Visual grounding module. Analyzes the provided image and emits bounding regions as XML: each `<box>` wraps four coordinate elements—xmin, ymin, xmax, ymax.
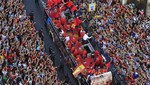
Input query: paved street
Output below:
<box><xmin>22</xmin><ymin>0</ymin><xmax>78</xmax><ymax>85</ymax></box>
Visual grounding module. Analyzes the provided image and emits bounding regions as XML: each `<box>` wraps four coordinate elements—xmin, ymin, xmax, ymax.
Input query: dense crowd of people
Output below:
<box><xmin>75</xmin><ymin>0</ymin><xmax>150</xmax><ymax>84</ymax></box>
<box><xmin>47</xmin><ymin>0</ymin><xmax>150</xmax><ymax>85</ymax></box>
<box><xmin>0</xmin><ymin>0</ymin><xmax>64</xmax><ymax>85</ymax></box>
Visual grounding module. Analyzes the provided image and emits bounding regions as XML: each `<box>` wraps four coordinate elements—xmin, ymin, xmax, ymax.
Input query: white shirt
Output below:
<box><xmin>60</xmin><ymin>30</ymin><xmax>64</xmax><ymax>36</ymax></box>
<box><xmin>22</xmin><ymin>64</ymin><xmax>27</xmax><ymax>69</ymax></box>
<box><xmin>65</xmin><ymin>36</ymin><xmax>70</xmax><ymax>42</ymax></box>
<box><xmin>2</xmin><ymin>35</ymin><xmax>6</xmax><ymax>40</ymax></box>
<box><xmin>19</xmin><ymin>82</ymin><xmax>23</xmax><ymax>85</ymax></box>
<box><xmin>83</xmin><ymin>34</ymin><xmax>92</xmax><ymax>41</ymax></box>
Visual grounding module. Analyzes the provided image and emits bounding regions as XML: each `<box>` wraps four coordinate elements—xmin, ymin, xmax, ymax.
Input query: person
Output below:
<box><xmin>35</xmin><ymin>0</ymin><xmax>38</xmax><ymax>3</ymax></box>
<box><xmin>38</xmin><ymin>28</ymin><xmax>44</xmax><ymax>40</ymax></box>
<box><xmin>29</xmin><ymin>11</ymin><xmax>34</xmax><ymax>22</ymax></box>
<box><xmin>58</xmin><ymin>56</ymin><xmax>64</xmax><ymax>73</ymax></box>
<box><xmin>82</xmin><ymin>33</ymin><xmax>92</xmax><ymax>43</ymax></box>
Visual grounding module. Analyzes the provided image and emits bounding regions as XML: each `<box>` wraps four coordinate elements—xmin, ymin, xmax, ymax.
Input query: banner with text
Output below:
<box><xmin>91</xmin><ymin>71</ymin><xmax>112</xmax><ymax>85</ymax></box>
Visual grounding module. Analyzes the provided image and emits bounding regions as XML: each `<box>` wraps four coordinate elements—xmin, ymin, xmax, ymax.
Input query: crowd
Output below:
<box><xmin>0</xmin><ymin>0</ymin><xmax>64</xmax><ymax>85</ymax></box>
<box><xmin>75</xmin><ymin>0</ymin><xmax>150</xmax><ymax>85</ymax></box>
<box><xmin>47</xmin><ymin>0</ymin><xmax>150</xmax><ymax>85</ymax></box>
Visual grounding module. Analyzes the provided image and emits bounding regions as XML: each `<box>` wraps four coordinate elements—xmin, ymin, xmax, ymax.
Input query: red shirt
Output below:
<box><xmin>60</xmin><ymin>17</ymin><xmax>66</xmax><ymax>25</ymax></box>
<box><xmin>94</xmin><ymin>50</ymin><xmax>99</xmax><ymax>57</ymax></box>
<box><xmin>53</xmin><ymin>0</ymin><xmax>61</xmax><ymax>5</ymax></box>
<box><xmin>66</xmin><ymin>1</ymin><xmax>73</xmax><ymax>8</ymax></box>
<box><xmin>71</xmin><ymin>47</ymin><xmax>76</xmax><ymax>53</ymax></box>
<box><xmin>48</xmin><ymin>0</ymin><xmax>53</xmax><ymax>8</ymax></box>
<box><xmin>75</xmin><ymin>17</ymin><xmax>82</xmax><ymax>26</ymax></box>
<box><xmin>73</xmin><ymin>49</ymin><xmax>79</xmax><ymax>57</ymax></box>
<box><xmin>49</xmin><ymin>10</ymin><xmax>55</xmax><ymax>18</ymax></box>
<box><xmin>76</xmin><ymin>55</ymin><xmax>83</xmax><ymax>63</ymax></box>
<box><xmin>71</xmin><ymin>6</ymin><xmax>77</xmax><ymax>13</ymax></box>
<box><xmin>82</xmin><ymin>50</ymin><xmax>87</xmax><ymax>57</ymax></box>
<box><xmin>95</xmin><ymin>55</ymin><xmax>103</xmax><ymax>65</ymax></box>
<box><xmin>80</xmin><ymin>31</ymin><xmax>85</xmax><ymax>38</ymax></box>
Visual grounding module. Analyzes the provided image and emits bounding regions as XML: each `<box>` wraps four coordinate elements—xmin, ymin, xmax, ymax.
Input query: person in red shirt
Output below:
<box><xmin>60</xmin><ymin>17</ymin><xmax>67</xmax><ymax>25</ymax></box>
<box><xmin>47</xmin><ymin>0</ymin><xmax>54</xmax><ymax>8</ymax></box>
<box><xmin>82</xmin><ymin>50</ymin><xmax>87</xmax><ymax>58</ymax></box>
<box><xmin>66</xmin><ymin>1</ymin><xmax>73</xmax><ymax>8</ymax></box>
<box><xmin>95</xmin><ymin>55</ymin><xmax>103</xmax><ymax>66</ymax></box>
<box><xmin>76</xmin><ymin>55</ymin><xmax>83</xmax><ymax>64</ymax></box>
<box><xmin>94</xmin><ymin>50</ymin><xmax>99</xmax><ymax>57</ymax></box>
<box><xmin>71</xmin><ymin>5</ymin><xmax>77</xmax><ymax>13</ymax></box>
<box><xmin>71</xmin><ymin>46</ymin><xmax>76</xmax><ymax>53</ymax></box>
<box><xmin>73</xmin><ymin>17</ymin><xmax>82</xmax><ymax>27</ymax></box>
<box><xmin>79</xmin><ymin>30</ymin><xmax>85</xmax><ymax>38</ymax></box>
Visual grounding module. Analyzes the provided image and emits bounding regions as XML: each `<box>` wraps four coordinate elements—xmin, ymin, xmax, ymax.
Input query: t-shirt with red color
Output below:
<box><xmin>21</xmin><ymin>41</ymin><xmax>25</xmax><ymax>47</ymax></box>
<box><xmin>71</xmin><ymin>5</ymin><xmax>77</xmax><ymax>13</ymax></box>
<box><xmin>55</xmin><ymin>12</ymin><xmax>61</xmax><ymax>18</ymax></box>
<box><xmin>80</xmin><ymin>31</ymin><xmax>85</xmax><ymax>38</ymax></box>
<box><xmin>77</xmin><ymin>48</ymin><xmax>83</xmax><ymax>55</ymax></box>
<box><xmin>95</xmin><ymin>55</ymin><xmax>103</xmax><ymax>65</ymax></box>
<box><xmin>60</xmin><ymin>17</ymin><xmax>66</xmax><ymax>25</ymax></box>
<box><xmin>66</xmin><ymin>1</ymin><xmax>73</xmax><ymax>8</ymax></box>
<box><xmin>56</xmin><ymin>22</ymin><xmax>62</xmax><ymax>28</ymax></box>
<box><xmin>49</xmin><ymin>10</ymin><xmax>56</xmax><ymax>18</ymax></box>
<box><xmin>82</xmin><ymin>50</ymin><xmax>87</xmax><ymax>57</ymax></box>
<box><xmin>76</xmin><ymin>55</ymin><xmax>83</xmax><ymax>63</ymax></box>
<box><xmin>73</xmin><ymin>49</ymin><xmax>79</xmax><ymax>57</ymax></box>
<box><xmin>53</xmin><ymin>0</ymin><xmax>61</xmax><ymax>5</ymax></box>
<box><xmin>47</xmin><ymin>0</ymin><xmax>53</xmax><ymax>8</ymax></box>
<box><xmin>64</xmin><ymin>24</ymin><xmax>71</xmax><ymax>30</ymax></box>
<box><xmin>71</xmin><ymin>46</ymin><xmax>76</xmax><ymax>53</ymax></box>
<box><xmin>74</xmin><ymin>42</ymin><xmax>82</xmax><ymax>49</ymax></box>
<box><xmin>6</xmin><ymin>54</ymin><xmax>12</xmax><ymax>62</ymax></box>
<box><xmin>9</xmin><ymin>73</ymin><xmax>15</xmax><ymax>79</ymax></box>
<box><xmin>73</xmin><ymin>17</ymin><xmax>81</xmax><ymax>26</ymax></box>
<box><xmin>94</xmin><ymin>50</ymin><xmax>99</xmax><ymax>57</ymax></box>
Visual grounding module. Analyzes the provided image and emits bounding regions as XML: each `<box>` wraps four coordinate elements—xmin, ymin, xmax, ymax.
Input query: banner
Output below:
<box><xmin>94</xmin><ymin>15</ymin><xmax>102</xmax><ymax>19</ymax></box>
<box><xmin>88</xmin><ymin>3</ymin><xmax>96</xmax><ymax>12</ymax></box>
<box><xmin>73</xmin><ymin>64</ymin><xmax>85</xmax><ymax>77</ymax></box>
<box><xmin>91</xmin><ymin>71</ymin><xmax>112</xmax><ymax>85</ymax></box>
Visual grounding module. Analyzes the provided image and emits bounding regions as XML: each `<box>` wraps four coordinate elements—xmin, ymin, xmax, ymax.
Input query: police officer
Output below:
<box><xmin>29</xmin><ymin>11</ymin><xmax>34</xmax><ymax>22</ymax></box>
<box><xmin>58</xmin><ymin>56</ymin><xmax>64</xmax><ymax>73</ymax></box>
<box><xmin>35</xmin><ymin>0</ymin><xmax>38</xmax><ymax>3</ymax></box>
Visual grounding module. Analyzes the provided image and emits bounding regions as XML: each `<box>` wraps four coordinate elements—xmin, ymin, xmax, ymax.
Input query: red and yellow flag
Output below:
<box><xmin>73</xmin><ymin>64</ymin><xmax>85</xmax><ymax>77</ymax></box>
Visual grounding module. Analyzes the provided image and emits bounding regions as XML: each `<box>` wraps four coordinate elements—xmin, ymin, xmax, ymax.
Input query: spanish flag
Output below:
<box><xmin>73</xmin><ymin>64</ymin><xmax>85</xmax><ymax>77</ymax></box>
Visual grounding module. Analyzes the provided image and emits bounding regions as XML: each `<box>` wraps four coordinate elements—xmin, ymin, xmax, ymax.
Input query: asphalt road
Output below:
<box><xmin>22</xmin><ymin>0</ymin><xmax>78</xmax><ymax>85</ymax></box>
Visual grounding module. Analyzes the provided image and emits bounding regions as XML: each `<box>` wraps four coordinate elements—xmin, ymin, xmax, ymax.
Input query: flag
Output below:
<box><xmin>88</xmin><ymin>3</ymin><xmax>96</xmax><ymax>12</ymax></box>
<box><xmin>106</xmin><ymin>61</ymin><xmax>111</xmax><ymax>68</ymax></box>
<box><xmin>47</xmin><ymin>17</ymin><xmax>51</xmax><ymax>24</ymax></box>
<box><xmin>73</xmin><ymin>64</ymin><xmax>85</xmax><ymax>77</ymax></box>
